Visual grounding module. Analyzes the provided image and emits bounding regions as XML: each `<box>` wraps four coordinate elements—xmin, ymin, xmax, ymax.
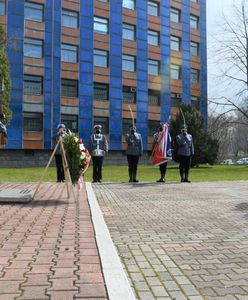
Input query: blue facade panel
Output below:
<box><xmin>109</xmin><ymin>0</ymin><xmax>122</xmax><ymax>150</ymax></box>
<box><xmin>181</xmin><ymin>0</ymin><xmax>191</xmax><ymax>103</ymax></box>
<box><xmin>136</xmin><ymin>0</ymin><xmax>148</xmax><ymax>150</ymax></box>
<box><xmin>79</xmin><ymin>1</ymin><xmax>94</xmax><ymax>146</ymax></box>
<box><xmin>6</xmin><ymin>0</ymin><xmax>24</xmax><ymax>149</ymax></box>
<box><xmin>160</xmin><ymin>0</ymin><xmax>171</xmax><ymax>123</ymax></box>
<box><xmin>200</xmin><ymin>0</ymin><xmax>208</xmax><ymax>125</ymax></box>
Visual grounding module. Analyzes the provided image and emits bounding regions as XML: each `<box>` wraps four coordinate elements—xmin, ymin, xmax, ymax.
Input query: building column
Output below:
<box><xmin>109</xmin><ymin>0</ymin><xmax>122</xmax><ymax>150</ymax></box>
<box><xmin>136</xmin><ymin>0</ymin><xmax>148</xmax><ymax>150</ymax></box>
<box><xmin>6</xmin><ymin>0</ymin><xmax>24</xmax><ymax>148</ymax></box>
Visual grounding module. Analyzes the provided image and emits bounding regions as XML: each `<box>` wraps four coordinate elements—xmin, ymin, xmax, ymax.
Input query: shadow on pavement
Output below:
<box><xmin>235</xmin><ymin>202</ymin><xmax>248</xmax><ymax>219</ymax></box>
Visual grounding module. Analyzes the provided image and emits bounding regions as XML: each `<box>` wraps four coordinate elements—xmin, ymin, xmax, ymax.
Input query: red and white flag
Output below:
<box><xmin>151</xmin><ymin>123</ymin><xmax>172</xmax><ymax>166</ymax></box>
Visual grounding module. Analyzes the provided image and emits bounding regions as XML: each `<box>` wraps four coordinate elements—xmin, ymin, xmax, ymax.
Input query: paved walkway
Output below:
<box><xmin>0</xmin><ymin>182</ymin><xmax>108</xmax><ymax>300</ymax></box>
<box><xmin>93</xmin><ymin>181</ymin><xmax>248</xmax><ymax>300</ymax></box>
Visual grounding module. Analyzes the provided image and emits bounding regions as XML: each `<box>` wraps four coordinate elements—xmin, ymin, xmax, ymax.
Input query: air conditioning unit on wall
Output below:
<box><xmin>130</xmin><ymin>87</ymin><xmax>136</xmax><ymax>92</ymax></box>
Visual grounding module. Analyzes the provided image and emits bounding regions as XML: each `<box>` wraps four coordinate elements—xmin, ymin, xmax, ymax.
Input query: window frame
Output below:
<box><xmin>148</xmin><ymin>89</ymin><xmax>160</xmax><ymax>106</ymax></box>
<box><xmin>170</xmin><ymin>64</ymin><xmax>182</xmax><ymax>80</ymax></box>
<box><xmin>93</xmin><ymin>116</ymin><xmax>109</xmax><ymax>134</ymax></box>
<box><xmin>24</xmin><ymin>75</ymin><xmax>43</xmax><ymax>96</ymax></box>
<box><xmin>23</xmin><ymin>112</ymin><xmax>43</xmax><ymax>132</ymax></box>
<box><xmin>171</xmin><ymin>35</ymin><xmax>181</xmax><ymax>52</ymax></box>
<box><xmin>122</xmin><ymin>0</ymin><xmax>135</xmax><ymax>10</ymax></box>
<box><xmin>62</xmin><ymin>9</ymin><xmax>79</xmax><ymax>29</ymax></box>
<box><xmin>148</xmin><ymin>1</ymin><xmax>159</xmax><ymax>17</ymax></box>
<box><xmin>190</xmin><ymin>41</ymin><xmax>200</xmax><ymax>56</ymax></box>
<box><xmin>61</xmin><ymin>78</ymin><xmax>78</xmax><ymax>98</ymax></box>
<box><xmin>94</xmin><ymin>82</ymin><xmax>109</xmax><ymax>101</ymax></box>
<box><xmin>0</xmin><ymin>0</ymin><xmax>6</xmax><ymax>16</ymax></box>
<box><xmin>122</xmin><ymin>86</ymin><xmax>136</xmax><ymax>104</ymax></box>
<box><xmin>148</xmin><ymin>59</ymin><xmax>160</xmax><ymax>76</ymax></box>
<box><xmin>190</xmin><ymin>68</ymin><xmax>200</xmax><ymax>83</ymax></box>
<box><xmin>148</xmin><ymin>29</ymin><xmax>160</xmax><ymax>46</ymax></box>
<box><xmin>122</xmin><ymin>54</ymin><xmax>136</xmax><ymax>72</ymax></box>
<box><xmin>61</xmin><ymin>114</ymin><xmax>78</xmax><ymax>132</ymax></box>
<box><xmin>24</xmin><ymin>1</ymin><xmax>44</xmax><ymax>22</ymax></box>
<box><xmin>122</xmin><ymin>23</ymin><xmax>136</xmax><ymax>41</ymax></box>
<box><xmin>61</xmin><ymin>43</ymin><xmax>78</xmax><ymax>63</ymax></box>
<box><xmin>94</xmin><ymin>49</ymin><xmax>108</xmax><ymax>68</ymax></box>
<box><xmin>94</xmin><ymin>16</ymin><xmax>109</xmax><ymax>35</ymax></box>
<box><xmin>170</xmin><ymin>7</ymin><xmax>181</xmax><ymax>23</ymax></box>
<box><xmin>190</xmin><ymin>14</ymin><xmax>199</xmax><ymax>29</ymax></box>
<box><xmin>24</xmin><ymin>38</ymin><xmax>43</xmax><ymax>58</ymax></box>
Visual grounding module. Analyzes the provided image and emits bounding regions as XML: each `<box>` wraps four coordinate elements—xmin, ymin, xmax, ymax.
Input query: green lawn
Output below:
<box><xmin>0</xmin><ymin>165</ymin><xmax>247</xmax><ymax>183</ymax></box>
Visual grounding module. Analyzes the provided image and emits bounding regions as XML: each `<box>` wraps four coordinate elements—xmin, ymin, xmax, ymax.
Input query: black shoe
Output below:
<box><xmin>184</xmin><ymin>179</ymin><xmax>191</xmax><ymax>183</ymax></box>
<box><xmin>92</xmin><ymin>180</ymin><xmax>97</xmax><ymax>183</ymax></box>
<box><xmin>133</xmin><ymin>179</ymin><xmax>139</xmax><ymax>183</ymax></box>
<box><xmin>129</xmin><ymin>179</ymin><xmax>132</xmax><ymax>183</ymax></box>
<box><xmin>98</xmin><ymin>180</ymin><xmax>102</xmax><ymax>183</ymax></box>
<box><xmin>157</xmin><ymin>178</ymin><xmax>165</xmax><ymax>183</ymax></box>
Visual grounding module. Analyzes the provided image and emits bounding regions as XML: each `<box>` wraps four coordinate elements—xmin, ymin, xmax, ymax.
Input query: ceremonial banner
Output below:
<box><xmin>151</xmin><ymin>123</ymin><xmax>172</xmax><ymax>166</ymax></box>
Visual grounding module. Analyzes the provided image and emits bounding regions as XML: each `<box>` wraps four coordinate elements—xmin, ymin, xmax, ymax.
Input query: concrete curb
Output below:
<box><xmin>86</xmin><ymin>182</ymin><xmax>136</xmax><ymax>300</ymax></box>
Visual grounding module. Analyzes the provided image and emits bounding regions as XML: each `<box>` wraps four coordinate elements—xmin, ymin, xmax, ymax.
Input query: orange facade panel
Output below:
<box><xmin>94</xmin><ymin>40</ymin><xmax>109</xmax><ymax>51</ymax></box>
<box><xmin>190</xmin><ymin>5</ymin><xmax>200</xmax><ymax>17</ymax></box>
<box><xmin>94</xmin><ymin>8</ymin><xmax>109</xmax><ymax>18</ymax></box>
<box><xmin>25</xmin><ymin>20</ymin><xmax>44</xmax><ymax>31</ymax></box>
<box><xmin>122</xmin><ymin>78</ymin><xmax>137</xmax><ymax>87</ymax></box>
<box><xmin>24</xmin><ymin>57</ymin><xmax>44</xmax><ymax>67</ymax></box>
<box><xmin>94</xmin><ymin>67</ymin><xmax>110</xmax><ymax>77</ymax></box>
<box><xmin>191</xmin><ymin>89</ymin><xmax>201</xmax><ymax>97</ymax></box>
<box><xmin>148</xmin><ymin>106</ymin><xmax>161</xmax><ymax>114</ymax></box>
<box><xmin>171</xmin><ymin>28</ymin><xmax>182</xmax><ymax>37</ymax></box>
<box><xmin>24</xmin><ymin>65</ymin><xmax>44</xmax><ymax>76</ymax></box>
<box><xmin>171</xmin><ymin>22</ymin><xmax>181</xmax><ymax>32</ymax></box>
<box><xmin>94</xmin><ymin>74</ymin><xmax>109</xmax><ymax>83</ymax></box>
<box><xmin>93</xmin><ymin>101</ymin><xmax>109</xmax><ymax>109</ymax></box>
<box><xmin>123</xmin><ymin>46</ymin><xmax>137</xmax><ymax>56</ymax></box>
<box><xmin>191</xmin><ymin>83</ymin><xmax>200</xmax><ymax>91</ymax></box>
<box><xmin>148</xmin><ymin>51</ymin><xmax>160</xmax><ymax>61</ymax></box>
<box><xmin>25</xmin><ymin>29</ymin><xmax>44</xmax><ymax>40</ymax></box>
<box><xmin>24</xmin><ymin>95</ymin><xmax>43</xmax><ymax>104</ymax></box>
<box><xmin>61</xmin><ymin>70</ymin><xmax>78</xmax><ymax>80</ymax></box>
<box><xmin>94</xmin><ymin>33</ymin><xmax>109</xmax><ymax>44</ymax></box>
<box><xmin>171</xmin><ymin>0</ymin><xmax>181</xmax><ymax>9</ymax></box>
<box><xmin>148</xmin><ymin>113</ymin><xmax>160</xmax><ymax>121</ymax></box>
<box><xmin>62</xmin><ymin>0</ymin><xmax>80</xmax><ymax>12</ymax></box>
<box><xmin>171</xmin><ymin>50</ymin><xmax>182</xmax><ymax>60</ymax></box>
<box><xmin>61</xmin><ymin>98</ymin><xmax>78</xmax><ymax>107</ymax></box>
<box><xmin>123</xmin><ymin>14</ymin><xmax>136</xmax><ymax>25</ymax></box>
<box><xmin>93</xmin><ymin>108</ymin><xmax>109</xmax><ymax>117</ymax></box>
<box><xmin>61</xmin><ymin>35</ymin><xmax>79</xmax><ymax>45</ymax></box>
<box><xmin>24</xmin><ymin>132</ymin><xmax>42</xmax><ymax>140</ymax></box>
<box><xmin>123</xmin><ymin>39</ymin><xmax>137</xmax><ymax>50</ymax></box>
<box><xmin>123</xmin><ymin>71</ymin><xmax>136</xmax><ymax>81</ymax></box>
<box><xmin>123</xmin><ymin>8</ymin><xmax>136</xmax><ymax>18</ymax></box>
<box><xmin>61</xmin><ymin>27</ymin><xmax>79</xmax><ymax>38</ymax></box>
<box><xmin>61</xmin><ymin>62</ymin><xmax>78</xmax><ymax>72</ymax></box>
<box><xmin>30</xmin><ymin>0</ymin><xmax>45</xmax><ymax>4</ymax></box>
<box><xmin>191</xmin><ymin>61</ymin><xmax>200</xmax><ymax>69</ymax></box>
<box><xmin>23</xmin><ymin>140</ymin><xmax>43</xmax><ymax>149</ymax></box>
<box><xmin>148</xmin><ymin>82</ymin><xmax>161</xmax><ymax>91</ymax></box>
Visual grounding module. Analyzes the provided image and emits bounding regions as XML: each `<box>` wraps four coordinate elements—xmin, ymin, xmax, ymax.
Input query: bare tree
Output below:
<box><xmin>209</xmin><ymin>0</ymin><xmax>248</xmax><ymax>122</ymax></box>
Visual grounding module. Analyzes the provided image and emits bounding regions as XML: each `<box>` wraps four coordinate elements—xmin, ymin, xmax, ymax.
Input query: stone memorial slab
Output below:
<box><xmin>0</xmin><ymin>189</ymin><xmax>34</xmax><ymax>203</ymax></box>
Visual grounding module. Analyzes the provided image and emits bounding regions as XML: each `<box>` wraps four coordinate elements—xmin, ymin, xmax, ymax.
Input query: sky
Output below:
<box><xmin>206</xmin><ymin>0</ymin><xmax>234</xmax><ymax>99</ymax></box>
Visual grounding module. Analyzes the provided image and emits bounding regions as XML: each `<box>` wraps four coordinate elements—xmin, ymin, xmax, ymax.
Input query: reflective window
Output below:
<box><xmin>148</xmin><ymin>30</ymin><xmax>159</xmax><ymax>46</ymax></box>
<box><xmin>170</xmin><ymin>7</ymin><xmax>180</xmax><ymax>23</ymax></box>
<box><xmin>148</xmin><ymin>90</ymin><xmax>160</xmax><ymax>106</ymax></box>
<box><xmin>62</xmin><ymin>10</ymin><xmax>78</xmax><ymax>28</ymax></box>
<box><xmin>94</xmin><ymin>83</ymin><xmax>109</xmax><ymax>101</ymax></box>
<box><xmin>171</xmin><ymin>64</ymin><xmax>181</xmax><ymax>80</ymax></box>
<box><xmin>24</xmin><ymin>38</ymin><xmax>43</xmax><ymax>58</ymax></box>
<box><xmin>171</xmin><ymin>36</ymin><xmax>181</xmax><ymax>51</ymax></box>
<box><xmin>191</xmin><ymin>96</ymin><xmax>200</xmax><ymax>110</ymax></box>
<box><xmin>190</xmin><ymin>15</ymin><xmax>199</xmax><ymax>29</ymax></box>
<box><xmin>61</xmin><ymin>44</ymin><xmax>78</xmax><ymax>63</ymax></box>
<box><xmin>122</xmin><ymin>55</ymin><xmax>136</xmax><ymax>72</ymax></box>
<box><xmin>24</xmin><ymin>75</ymin><xmax>43</xmax><ymax>95</ymax></box>
<box><xmin>61</xmin><ymin>79</ymin><xmax>78</xmax><ymax>98</ymax></box>
<box><xmin>171</xmin><ymin>93</ymin><xmax>182</xmax><ymax>107</ymax></box>
<box><xmin>25</xmin><ymin>1</ymin><xmax>43</xmax><ymax>22</ymax></box>
<box><xmin>94</xmin><ymin>16</ymin><xmax>108</xmax><ymax>34</ymax></box>
<box><xmin>24</xmin><ymin>112</ymin><xmax>43</xmax><ymax>132</ymax></box>
<box><xmin>190</xmin><ymin>41</ymin><xmax>199</xmax><ymax>56</ymax></box>
<box><xmin>123</xmin><ymin>23</ymin><xmax>135</xmax><ymax>40</ymax></box>
<box><xmin>61</xmin><ymin>114</ymin><xmax>78</xmax><ymax>132</ymax></box>
<box><xmin>123</xmin><ymin>0</ymin><xmax>135</xmax><ymax>10</ymax></box>
<box><xmin>123</xmin><ymin>86</ymin><xmax>136</xmax><ymax>103</ymax></box>
<box><xmin>94</xmin><ymin>49</ymin><xmax>108</xmax><ymax>67</ymax></box>
<box><xmin>148</xmin><ymin>59</ymin><xmax>159</xmax><ymax>76</ymax></box>
<box><xmin>0</xmin><ymin>0</ymin><xmax>6</xmax><ymax>16</ymax></box>
<box><xmin>148</xmin><ymin>1</ymin><xmax>159</xmax><ymax>17</ymax></box>
<box><xmin>191</xmin><ymin>68</ymin><xmax>200</xmax><ymax>83</ymax></box>
<box><xmin>122</xmin><ymin>118</ymin><xmax>136</xmax><ymax>133</ymax></box>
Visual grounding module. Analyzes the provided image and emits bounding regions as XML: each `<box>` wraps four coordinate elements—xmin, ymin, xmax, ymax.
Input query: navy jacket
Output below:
<box><xmin>125</xmin><ymin>132</ymin><xmax>143</xmax><ymax>156</ymax></box>
<box><xmin>176</xmin><ymin>133</ymin><xmax>194</xmax><ymax>156</ymax></box>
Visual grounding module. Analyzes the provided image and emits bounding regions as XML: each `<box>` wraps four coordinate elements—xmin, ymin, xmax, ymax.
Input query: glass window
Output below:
<box><xmin>62</xmin><ymin>9</ymin><xmax>78</xmax><ymax>28</ymax></box>
<box><xmin>171</xmin><ymin>36</ymin><xmax>181</xmax><ymax>51</ymax></box>
<box><xmin>171</xmin><ymin>64</ymin><xmax>181</xmax><ymax>80</ymax></box>
<box><xmin>0</xmin><ymin>0</ymin><xmax>6</xmax><ymax>16</ymax></box>
<box><xmin>61</xmin><ymin>79</ymin><xmax>78</xmax><ymax>98</ymax></box>
<box><xmin>123</xmin><ymin>0</ymin><xmax>135</xmax><ymax>10</ymax></box>
<box><xmin>24</xmin><ymin>38</ymin><xmax>43</xmax><ymax>58</ymax></box>
<box><xmin>94</xmin><ymin>16</ymin><xmax>108</xmax><ymax>34</ymax></box>
<box><xmin>122</xmin><ymin>118</ymin><xmax>136</xmax><ymax>133</ymax></box>
<box><xmin>122</xmin><ymin>55</ymin><xmax>135</xmax><ymax>72</ymax></box>
<box><xmin>123</xmin><ymin>23</ymin><xmax>135</xmax><ymax>41</ymax></box>
<box><xmin>190</xmin><ymin>15</ymin><xmax>199</xmax><ymax>29</ymax></box>
<box><xmin>99</xmin><ymin>0</ymin><xmax>108</xmax><ymax>2</ymax></box>
<box><xmin>61</xmin><ymin>44</ymin><xmax>78</xmax><ymax>63</ymax></box>
<box><xmin>170</xmin><ymin>8</ymin><xmax>180</xmax><ymax>23</ymax></box>
<box><xmin>123</xmin><ymin>86</ymin><xmax>136</xmax><ymax>103</ymax></box>
<box><xmin>148</xmin><ymin>59</ymin><xmax>159</xmax><ymax>76</ymax></box>
<box><xmin>171</xmin><ymin>93</ymin><xmax>182</xmax><ymax>107</ymax></box>
<box><xmin>94</xmin><ymin>117</ymin><xmax>109</xmax><ymax>134</ymax></box>
<box><xmin>94</xmin><ymin>49</ymin><xmax>108</xmax><ymax>68</ymax></box>
<box><xmin>61</xmin><ymin>114</ymin><xmax>78</xmax><ymax>132</ymax></box>
<box><xmin>148</xmin><ymin>30</ymin><xmax>159</xmax><ymax>46</ymax></box>
<box><xmin>191</xmin><ymin>96</ymin><xmax>200</xmax><ymax>110</ymax></box>
<box><xmin>148</xmin><ymin>120</ymin><xmax>160</xmax><ymax>136</ymax></box>
<box><xmin>148</xmin><ymin>1</ymin><xmax>159</xmax><ymax>17</ymax></box>
<box><xmin>190</xmin><ymin>41</ymin><xmax>199</xmax><ymax>56</ymax></box>
<box><xmin>94</xmin><ymin>83</ymin><xmax>109</xmax><ymax>101</ymax></box>
<box><xmin>191</xmin><ymin>0</ymin><xmax>198</xmax><ymax>3</ymax></box>
<box><xmin>24</xmin><ymin>75</ymin><xmax>43</xmax><ymax>95</ymax></box>
<box><xmin>25</xmin><ymin>1</ymin><xmax>43</xmax><ymax>22</ymax></box>
<box><xmin>191</xmin><ymin>68</ymin><xmax>200</xmax><ymax>83</ymax></box>
<box><xmin>148</xmin><ymin>90</ymin><xmax>160</xmax><ymax>106</ymax></box>
<box><xmin>24</xmin><ymin>112</ymin><xmax>43</xmax><ymax>132</ymax></box>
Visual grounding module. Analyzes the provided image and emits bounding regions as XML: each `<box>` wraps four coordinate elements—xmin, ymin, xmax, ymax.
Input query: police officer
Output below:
<box><xmin>89</xmin><ymin>124</ymin><xmax>108</xmax><ymax>183</ymax></box>
<box><xmin>176</xmin><ymin>124</ymin><xmax>194</xmax><ymax>182</ymax></box>
<box><xmin>153</xmin><ymin>124</ymin><xmax>168</xmax><ymax>183</ymax></box>
<box><xmin>0</xmin><ymin>113</ymin><xmax>7</xmax><ymax>147</ymax></box>
<box><xmin>125</xmin><ymin>125</ymin><xmax>143</xmax><ymax>183</ymax></box>
<box><xmin>53</xmin><ymin>123</ymin><xmax>67</xmax><ymax>182</ymax></box>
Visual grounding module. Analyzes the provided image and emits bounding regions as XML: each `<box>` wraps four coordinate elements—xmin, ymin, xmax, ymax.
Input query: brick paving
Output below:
<box><xmin>0</xmin><ymin>182</ymin><xmax>108</xmax><ymax>300</ymax></box>
<box><xmin>93</xmin><ymin>181</ymin><xmax>248</xmax><ymax>300</ymax></box>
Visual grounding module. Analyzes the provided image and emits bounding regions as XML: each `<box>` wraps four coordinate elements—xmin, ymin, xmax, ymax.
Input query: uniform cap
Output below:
<box><xmin>0</xmin><ymin>113</ymin><xmax>6</xmax><ymax>120</ymax></box>
<box><xmin>180</xmin><ymin>124</ymin><xmax>188</xmax><ymax>129</ymax></box>
<box><xmin>94</xmin><ymin>124</ymin><xmax>102</xmax><ymax>130</ymax></box>
<box><xmin>57</xmin><ymin>123</ymin><xmax>66</xmax><ymax>130</ymax></box>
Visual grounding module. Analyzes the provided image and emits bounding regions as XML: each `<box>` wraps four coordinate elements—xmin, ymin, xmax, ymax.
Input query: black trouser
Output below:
<box><xmin>127</xmin><ymin>155</ymin><xmax>139</xmax><ymax>181</ymax></box>
<box><xmin>159</xmin><ymin>162</ymin><xmax>167</xmax><ymax>179</ymax></box>
<box><xmin>55</xmin><ymin>154</ymin><xmax>65</xmax><ymax>182</ymax></box>
<box><xmin>92</xmin><ymin>156</ymin><xmax>104</xmax><ymax>182</ymax></box>
<box><xmin>179</xmin><ymin>155</ymin><xmax>191</xmax><ymax>180</ymax></box>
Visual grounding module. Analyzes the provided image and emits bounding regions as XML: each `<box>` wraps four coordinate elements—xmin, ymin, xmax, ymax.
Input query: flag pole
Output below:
<box><xmin>128</xmin><ymin>104</ymin><xmax>135</xmax><ymax>128</ymax></box>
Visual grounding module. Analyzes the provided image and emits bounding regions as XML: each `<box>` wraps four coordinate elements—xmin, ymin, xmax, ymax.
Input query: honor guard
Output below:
<box><xmin>53</xmin><ymin>123</ymin><xmax>67</xmax><ymax>182</ymax></box>
<box><xmin>89</xmin><ymin>124</ymin><xmax>108</xmax><ymax>183</ymax></box>
<box><xmin>176</xmin><ymin>124</ymin><xmax>194</xmax><ymax>183</ymax></box>
<box><xmin>125</xmin><ymin>125</ymin><xmax>143</xmax><ymax>183</ymax></box>
<box><xmin>0</xmin><ymin>113</ymin><xmax>7</xmax><ymax>146</ymax></box>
